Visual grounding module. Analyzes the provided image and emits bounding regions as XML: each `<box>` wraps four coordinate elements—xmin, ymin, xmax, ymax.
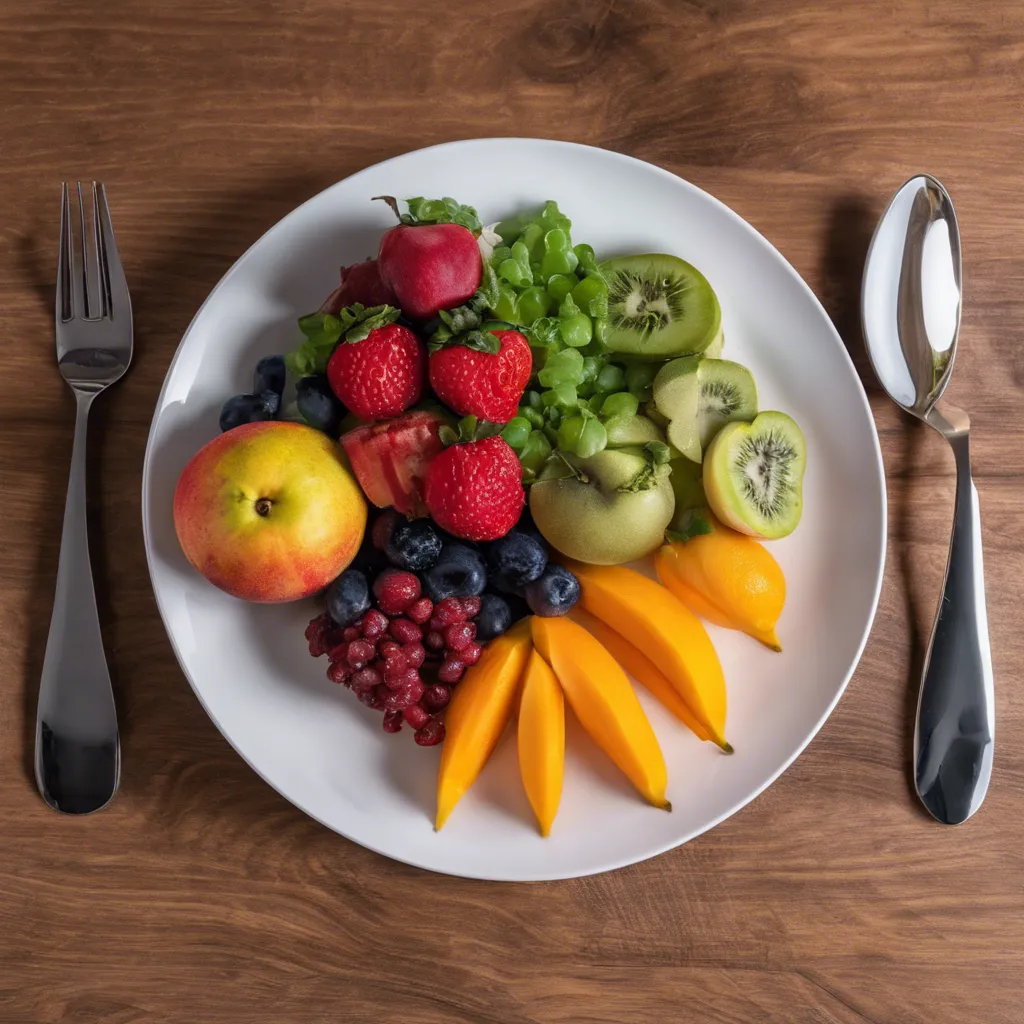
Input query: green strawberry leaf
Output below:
<box><xmin>666</xmin><ymin>509</ymin><xmax>714</xmax><ymax>543</ymax></box>
<box><xmin>284</xmin><ymin>305</ymin><xmax>400</xmax><ymax>376</ymax></box>
<box><xmin>427</xmin><ymin>267</ymin><xmax>504</xmax><ymax>353</ymax></box>
<box><xmin>523</xmin><ymin>317</ymin><xmax>561</xmax><ymax>349</ymax></box>
<box><xmin>401</xmin><ymin>196</ymin><xmax>482</xmax><ymax>233</ymax></box>
<box><xmin>337</xmin><ymin>303</ymin><xmax>401</xmax><ymax>343</ymax></box>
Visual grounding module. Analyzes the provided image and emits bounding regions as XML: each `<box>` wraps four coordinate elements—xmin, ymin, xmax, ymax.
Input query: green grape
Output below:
<box><xmin>492</xmin><ymin>287</ymin><xmax>518</xmax><ymax>323</ymax></box>
<box><xmin>544</xmin><ymin>228</ymin><xmax>571</xmax><ymax>253</ymax></box>
<box><xmin>546</xmin><ymin>274</ymin><xmax>576</xmax><ymax>303</ymax></box>
<box><xmin>571</xmin><ymin>275</ymin><xmax>608</xmax><ymax>318</ymax></box>
<box><xmin>490</xmin><ymin>244</ymin><xmax>512</xmax><ymax>265</ymax></box>
<box><xmin>580</xmin><ymin>356</ymin><xmax>602</xmax><ymax>387</ymax></box>
<box><xmin>559</xmin><ymin>314</ymin><xmax>593</xmax><ymax>348</ymax></box>
<box><xmin>541</xmin><ymin>248</ymin><xmax>579</xmax><ymax>279</ymax></box>
<box><xmin>523</xmin><ymin>406</ymin><xmax>545</xmax><ymax>428</ymax></box>
<box><xmin>501</xmin><ymin>416</ymin><xmax>532</xmax><ymax>449</ymax></box>
<box><xmin>576</xmin><ymin>416</ymin><xmax>608</xmax><ymax>458</ymax></box>
<box><xmin>600</xmin><ymin>391</ymin><xmax>639</xmax><ymax>421</ymax></box>
<box><xmin>543</xmin><ymin>424</ymin><xmax>560</xmax><ymax>446</ymax></box>
<box><xmin>521</xmin><ymin>223</ymin><xmax>545</xmax><ymax>260</ymax></box>
<box><xmin>541</xmin><ymin>383</ymin><xmax>578</xmax><ymax>409</ymax></box>
<box><xmin>498</xmin><ymin>257</ymin><xmax>530</xmax><ymax>288</ymax></box>
<box><xmin>557</xmin><ymin>415</ymin><xmax>585</xmax><ymax>453</ymax></box>
<box><xmin>517</xmin><ymin>286</ymin><xmax>552</xmax><ymax>325</ymax></box>
<box><xmin>540</xmin><ymin>201</ymin><xmax>572</xmax><ymax>233</ymax></box>
<box><xmin>525</xmin><ymin>389</ymin><xmax>544</xmax><ymax>410</ymax></box>
<box><xmin>574</xmin><ymin>243</ymin><xmax>598</xmax><ymax>273</ymax></box>
<box><xmin>538</xmin><ymin>348</ymin><xmax>584</xmax><ymax>387</ymax></box>
<box><xmin>546</xmin><ymin>405</ymin><xmax>563</xmax><ymax>426</ymax></box>
<box><xmin>625</xmin><ymin>362</ymin><xmax>658</xmax><ymax>400</ymax></box>
<box><xmin>587</xmin><ymin>394</ymin><xmax>606</xmax><ymax>413</ymax></box>
<box><xmin>520</xmin><ymin>430</ymin><xmax>552</xmax><ymax>477</ymax></box>
<box><xmin>596</xmin><ymin>363</ymin><xmax>626</xmax><ymax>393</ymax></box>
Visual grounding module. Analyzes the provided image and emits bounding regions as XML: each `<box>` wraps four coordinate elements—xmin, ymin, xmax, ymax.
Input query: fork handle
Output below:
<box><xmin>35</xmin><ymin>392</ymin><xmax>120</xmax><ymax>813</ymax></box>
<box><xmin>914</xmin><ymin>427</ymin><xmax>994</xmax><ymax>824</ymax></box>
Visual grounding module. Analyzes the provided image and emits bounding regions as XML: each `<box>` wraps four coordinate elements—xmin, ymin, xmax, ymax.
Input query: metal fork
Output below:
<box><xmin>35</xmin><ymin>183</ymin><xmax>132</xmax><ymax>813</ymax></box>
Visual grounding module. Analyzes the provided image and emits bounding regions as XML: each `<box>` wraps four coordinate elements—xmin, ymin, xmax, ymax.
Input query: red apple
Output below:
<box><xmin>173</xmin><ymin>421</ymin><xmax>367</xmax><ymax>602</ymax></box>
<box><xmin>319</xmin><ymin>259</ymin><xmax>397</xmax><ymax>315</ymax></box>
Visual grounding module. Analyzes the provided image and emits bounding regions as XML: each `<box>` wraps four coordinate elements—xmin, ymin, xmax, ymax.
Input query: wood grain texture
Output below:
<box><xmin>2</xmin><ymin>1</ymin><xmax>1023</xmax><ymax>1021</ymax></box>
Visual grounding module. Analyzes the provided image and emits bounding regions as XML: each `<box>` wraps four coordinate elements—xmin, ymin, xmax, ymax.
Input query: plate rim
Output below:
<box><xmin>142</xmin><ymin>137</ymin><xmax>888</xmax><ymax>881</ymax></box>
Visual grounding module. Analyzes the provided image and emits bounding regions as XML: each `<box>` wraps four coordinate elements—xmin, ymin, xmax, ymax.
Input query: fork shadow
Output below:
<box><xmin>819</xmin><ymin>194</ymin><xmax>932</xmax><ymax>816</ymax></box>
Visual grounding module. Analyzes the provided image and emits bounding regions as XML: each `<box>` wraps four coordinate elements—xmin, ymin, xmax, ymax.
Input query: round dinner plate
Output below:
<box><xmin>143</xmin><ymin>139</ymin><xmax>886</xmax><ymax>881</ymax></box>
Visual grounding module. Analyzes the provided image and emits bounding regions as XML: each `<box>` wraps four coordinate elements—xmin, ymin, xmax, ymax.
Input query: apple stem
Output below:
<box><xmin>255</xmin><ymin>498</ymin><xmax>273</xmax><ymax>517</ymax></box>
<box><xmin>371</xmin><ymin>195</ymin><xmax>402</xmax><ymax>223</ymax></box>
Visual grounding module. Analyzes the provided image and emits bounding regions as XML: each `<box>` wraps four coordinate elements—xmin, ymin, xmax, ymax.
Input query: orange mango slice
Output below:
<box><xmin>581</xmin><ymin>615</ymin><xmax>711</xmax><ymax>745</ymax></box>
<box><xmin>531</xmin><ymin>616</ymin><xmax>670</xmax><ymax>810</ymax></box>
<box><xmin>517</xmin><ymin>650</ymin><xmax>565</xmax><ymax>836</ymax></box>
<box><xmin>655</xmin><ymin>522</ymin><xmax>785</xmax><ymax>651</ymax></box>
<box><xmin>435</xmin><ymin>620</ymin><xmax>532</xmax><ymax>830</ymax></box>
<box><xmin>565</xmin><ymin>560</ymin><xmax>731</xmax><ymax>752</ymax></box>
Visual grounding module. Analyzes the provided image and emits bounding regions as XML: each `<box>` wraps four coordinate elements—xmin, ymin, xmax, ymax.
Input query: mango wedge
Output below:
<box><xmin>532</xmin><ymin>616</ymin><xmax>670</xmax><ymax>810</ymax></box>
<box><xmin>655</xmin><ymin>527</ymin><xmax>785</xmax><ymax>651</ymax></box>
<box><xmin>517</xmin><ymin>650</ymin><xmax>565</xmax><ymax>836</ymax></box>
<box><xmin>565</xmin><ymin>560</ymin><xmax>731</xmax><ymax>752</ymax></box>
<box><xmin>436</xmin><ymin>620</ymin><xmax>532</xmax><ymax>830</ymax></box>
<box><xmin>581</xmin><ymin>616</ymin><xmax>712</xmax><ymax>745</ymax></box>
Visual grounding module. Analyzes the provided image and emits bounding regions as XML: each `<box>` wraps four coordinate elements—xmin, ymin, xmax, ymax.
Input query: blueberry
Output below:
<box><xmin>325</xmin><ymin>569</ymin><xmax>370</xmax><ymax>626</ymax></box>
<box><xmin>386</xmin><ymin>519</ymin><xmax>442</xmax><ymax>572</ymax></box>
<box><xmin>254</xmin><ymin>355</ymin><xmax>287</xmax><ymax>398</ymax></box>
<box><xmin>486</xmin><ymin>531</ymin><xmax>548</xmax><ymax>593</ymax></box>
<box><xmin>296</xmin><ymin>374</ymin><xmax>346</xmax><ymax>436</ymax></box>
<box><xmin>219</xmin><ymin>391</ymin><xmax>280</xmax><ymax>432</ymax></box>
<box><xmin>524</xmin><ymin>565</ymin><xmax>580</xmax><ymax>617</ymax></box>
<box><xmin>350</xmin><ymin>536</ymin><xmax>388</xmax><ymax>579</ymax></box>
<box><xmin>421</xmin><ymin>542</ymin><xmax>487</xmax><ymax>602</ymax></box>
<box><xmin>474</xmin><ymin>593</ymin><xmax>512</xmax><ymax>642</ymax></box>
<box><xmin>501</xmin><ymin>590</ymin><xmax>532</xmax><ymax>626</ymax></box>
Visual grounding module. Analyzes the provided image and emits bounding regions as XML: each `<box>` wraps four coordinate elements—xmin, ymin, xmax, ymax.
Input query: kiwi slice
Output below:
<box><xmin>704</xmin><ymin>326</ymin><xmax>725</xmax><ymax>358</ymax></box>
<box><xmin>697</xmin><ymin>359</ymin><xmax>758</xmax><ymax>449</ymax></box>
<box><xmin>651</xmin><ymin>356</ymin><xmax>701</xmax><ymax>461</ymax></box>
<box><xmin>703</xmin><ymin>412</ymin><xmax>806</xmax><ymax>539</ymax></box>
<box><xmin>600</xmin><ymin>254</ymin><xmax>721</xmax><ymax>360</ymax></box>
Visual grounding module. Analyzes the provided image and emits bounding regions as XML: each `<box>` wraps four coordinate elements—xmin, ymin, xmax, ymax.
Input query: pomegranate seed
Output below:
<box><xmin>359</xmin><ymin>688</ymin><xmax>386</xmax><ymax>710</ymax></box>
<box><xmin>438</xmin><ymin>658</ymin><xmax>465</xmax><ymax>684</ymax></box>
<box><xmin>382</xmin><ymin>709</ymin><xmax>404</xmax><ymax>733</ymax></box>
<box><xmin>326</xmin><ymin>641</ymin><xmax>350</xmax><ymax>664</ymax></box>
<box><xmin>379</xmin><ymin>639</ymin><xmax>402</xmax><ymax>658</ymax></box>
<box><xmin>444</xmin><ymin>622</ymin><xmax>475</xmax><ymax>652</ymax></box>
<box><xmin>372</xmin><ymin>509</ymin><xmax>401</xmax><ymax>551</ymax></box>
<box><xmin>305</xmin><ymin>613</ymin><xmax>329</xmax><ymax>642</ymax></box>
<box><xmin>425</xmin><ymin>630</ymin><xmax>445</xmax><ymax>651</ymax></box>
<box><xmin>373</xmin><ymin>569</ymin><xmax>421</xmax><ymax>615</ymax></box>
<box><xmin>384</xmin><ymin>686</ymin><xmax>419</xmax><ymax>711</ymax></box>
<box><xmin>406</xmin><ymin>597</ymin><xmax>434</xmax><ymax>624</ymax></box>
<box><xmin>403</xmin><ymin>704</ymin><xmax>431</xmax><ymax>730</ymax></box>
<box><xmin>342</xmin><ymin>626</ymin><xmax>361</xmax><ymax>642</ymax></box>
<box><xmin>402</xmin><ymin>642</ymin><xmax>426</xmax><ymax>669</ymax></box>
<box><xmin>460</xmin><ymin>596</ymin><xmax>482</xmax><ymax>618</ymax></box>
<box><xmin>389</xmin><ymin>617</ymin><xmax>422</xmax><ymax>644</ymax></box>
<box><xmin>461</xmin><ymin>642</ymin><xmax>483</xmax><ymax>666</ymax></box>
<box><xmin>415</xmin><ymin>719</ymin><xmax>446</xmax><ymax>746</ymax></box>
<box><xmin>360</xmin><ymin>608</ymin><xmax>389</xmax><ymax>640</ymax></box>
<box><xmin>327</xmin><ymin>662</ymin><xmax>351</xmax><ymax>685</ymax></box>
<box><xmin>384</xmin><ymin>658</ymin><xmax>410</xmax><ymax>688</ymax></box>
<box><xmin>347</xmin><ymin>639</ymin><xmax>376</xmax><ymax>668</ymax></box>
<box><xmin>431</xmin><ymin>597</ymin><xmax>468</xmax><ymax>628</ymax></box>
<box><xmin>350</xmin><ymin>666</ymin><xmax>383</xmax><ymax>693</ymax></box>
<box><xmin>423</xmin><ymin>684</ymin><xmax>451</xmax><ymax>711</ymax></box>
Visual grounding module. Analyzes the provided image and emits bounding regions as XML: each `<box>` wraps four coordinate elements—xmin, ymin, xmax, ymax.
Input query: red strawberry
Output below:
<box><xmin>429</xmin><ymin>329</ymin><xmax>532</xmax><ymax>424</ymax></box>
<box><xmin>378</xmin><ymin>224</ymin><xmax>482</xmax><ymax>321</ymax></box>
<box><xmin>424</xmin><ymin>435</ymin><xmax>525</xmax><ymax>541</ymax></box>
<box><xmin>327</xmin><ymin>314</ymin><xmax>426</xmax><ymax>421</ymax></box>
<box><xmin>320</xmin><ymin>260</ymin><xmax>397</xmax><ymax>315</ymax></box>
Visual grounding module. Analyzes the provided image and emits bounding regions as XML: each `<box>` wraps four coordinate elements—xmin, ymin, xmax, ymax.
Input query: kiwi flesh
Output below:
<box><xmin>651</xmin><ymin>356</ymin><xmax>701</xmax><ymax>461</ymax></box>
<box><xmin>703</xmin><ymin>411</ymin><xmax>806</xmax><ymax>539</ymax></box>
<box><xmin>600</xmin><ymin>254</ymin><xmax>721</xmax><ymax>360</ymax></box>
<box><xmin>697</xmin><ymin>359</ymin><xmax>758</xmax><ymax>449</ymax></box>
<box><xmin>704</xmin><ymin>326</ymin><xmax>725</xmax><ymax>359</ymax></box>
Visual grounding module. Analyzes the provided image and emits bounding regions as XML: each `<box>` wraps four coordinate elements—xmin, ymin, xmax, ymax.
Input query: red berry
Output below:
<box><xmin>342</xmin><ymin>625</ymin><xmax>361</xmax><ymax>642</ymax></box>
<box><xmin>347</xmin><ymin>639</ymin><xmax>376</xmax><ymax>668</ymax></box>
<box><xmin>431</xmin><ymin>596</ymin><xmax>468</xmax><ymax>629</ymax></box>
<box><xmin>350</xmin><ymin>666</ymin><xmax>383</xmax><ymax>693</ymax></box>
<box><xmin>415</xmin><ymin>719</ymin><xmax>446</xmax><ymax>746</ymax></box>
<box><xmin>359</xmin><ymin>686</ymin><xmax>386</xmax><ymax>710</ymax></box>
<box><xmin>360</xmin><ymin>608</ymin><xmax>389</xmax><ymax>640</ymax></box>
<box><xmin>403</xmin><ymin>704</ymin><xmax>431</xmax><ymax>730</ymax></box>
<box><xmin>438</xmin><ymin>658</ymin><xmax>465</xmax><ymax>684</ymax></box>
<box><xmin>402</xmin><ymin>643</ymin><xmax>426</xmax><ymax>669</ymax></box>
<box><xmin>444</xmin><ymin>622</ymin><xmax>475</xmax><ymax>652</ymax></box>
<box><xmin>379</xmin><ymin>639</ymin><xmax>402</xmax><ymax>658</ymax></box>
<box><xmin>305</xmin><ymin>613</ymin><xmax>328</xmax><ymax>642</ymax></box>
<box><xmin>406</xmin><ymin>597</ymin><xmax>434</xmax><ymax>624</ymax></box>
<box><xmin>326</xmin><ymin>641</ymin><xmax>350</xmax><ymax>664</ymax></box>
<box><xmin>384</xmin><ymin>676</ymin><xmax>424</xmax><ymax>711</ymax></box>
<box><xmin>425</xmin><ymin>630</ymin><xmax>446</xmax><ymax>651</ymax></box>
<box><xmin>327</xmin><ymin>662</ymin><xmax>351</xmax><ymax>685</ymax></box>
<box><xmin>371</xmin><ymin>509</ymin><xmax>401</xmax><ymax>551</ymax></box>
<box><xmin>305</xmin><ymin>613</ymin><xmax>332</xmax><ymax>656</ymax></box>
<box><xmin>373</xmin><ymin>569</ymin><xmax>421</xmax><ymax>615</ymax></box>
<box><xmin>383</xmin><ymin>658</ymin><xmax>410</xmax><ymax>688</ymax></box>
<box><xmin>382</xmin><ymin>710</ymin><xmax>404</xmax><ymax>733</ymax></box>
<box><xmin>460</xmin><ymin>596</ymin><xmax>482</xmax><ymax>618</ymax></box>
<box><xmin>389</xmin><ymin>617</ymin><xmax>422</xmax><ymax>644</ymax></box>
<box><xmin>423</xmin><ymin>684</ymin><xmax>451</xmax><ymax>711</ymax></box>
<box><xmin>461</xmin><ymin>642</ymin><xmax>483</xmax><ymax>666</ymax></box>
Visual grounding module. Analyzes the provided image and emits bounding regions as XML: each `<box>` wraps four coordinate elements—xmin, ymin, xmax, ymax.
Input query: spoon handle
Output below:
<box><xmin>914</xmin><ymin>424</ymin><xmax>994</xmax><ymax>823</ymax></box>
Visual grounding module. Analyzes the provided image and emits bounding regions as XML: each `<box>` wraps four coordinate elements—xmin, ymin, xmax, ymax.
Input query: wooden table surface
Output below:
<box><xmin>3</xmin><ymin>1</ymin><xmax>1023</xmax><ymax>1021</ymax></box>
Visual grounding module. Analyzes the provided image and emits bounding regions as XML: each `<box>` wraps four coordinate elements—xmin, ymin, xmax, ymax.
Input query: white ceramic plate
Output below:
<box><xmin>143</xmin><ymin>139</ymin><xmax>886</xmax><ymax>881</ymax></box>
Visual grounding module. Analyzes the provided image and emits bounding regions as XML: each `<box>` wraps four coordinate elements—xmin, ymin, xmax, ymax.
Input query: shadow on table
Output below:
<box><xmin>819</xmin><ymin>193</ymin><xmax>931</xmax><ymax>817</ymax></box>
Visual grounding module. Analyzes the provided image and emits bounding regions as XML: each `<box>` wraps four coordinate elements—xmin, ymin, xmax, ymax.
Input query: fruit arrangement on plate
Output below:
<box><xmin>172</xmin><ymin>195</ymin><xmax>806</xmax><ymax>837</ymax></box>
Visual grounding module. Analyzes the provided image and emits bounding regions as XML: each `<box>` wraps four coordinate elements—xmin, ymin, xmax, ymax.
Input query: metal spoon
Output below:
<box><xmin>862</xmin><ymin>174</ymin><xmax>994</xmax><ymax>824</ymax></box>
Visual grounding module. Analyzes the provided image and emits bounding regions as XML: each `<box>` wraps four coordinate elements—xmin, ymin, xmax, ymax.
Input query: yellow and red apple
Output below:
<box><xmin>173</xmin><ymin>421</ymin><xmax>367</xmax><ymax>602</ymax></box>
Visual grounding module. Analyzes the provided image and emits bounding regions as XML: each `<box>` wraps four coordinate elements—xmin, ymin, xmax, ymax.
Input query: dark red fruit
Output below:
<box><xmin>415</xmin><ymin>719</ymin><xmax>446</xmax><ymax>746</ymax></box>
<box><xmin>371</xmin><ymin>509</ymin><xmax>401</xmax><ymax>551</ymax></box>
<box><xmin>444</xmin><ymin>622</ymin><xmax>475</xmax><ymax>652</ymax></box>
<box><xmin>403</xmin><ymin>704</ymin><xmax>431</xmax><ymax>730</ymax></box>
<box><xmin>360</xmin><ymin>686</ymin><xmax>387</xmax><ymax>710</ymax></box>
<box><xmin>382</xmin><ymin>710</ymin><xmax>404</xmax><ymax>733</ymax></box>
<box><xmin>406</xmin><ymin>597</ymin><xmax>434</xmax><ymax>625</ymax></box>
<box><xmin>383</xmin><ymin>658</ymin><xmax>410</xmax><ymax>688</ymax></box>
<box><xmin>306</xmin><ymin>613</ymin><xmax>335</xmax><ymax>657</ymax></box>
<box><xmin>461</xmin><ymin>642</ymin><xmax>483</xmax><ymax>666</ymax></box>
<box><xmin>384</xmin><ymin>680</ymin><xmax>423</xmax><ymax>711</ymax></box>
<box><xmin>319</xmin><ymin>259</ymin><xmax>398</xmax><ymax>315</ymax></box>
<box><xmin>389</xmin><ymin>617</ymin><xmax>422</xmax><ymax>644</ymax></box>
<box><xmin>425</xmin><ymin>630</ymin><xmax>445</xmax><ymax>651</ymax></box>
<box><xmin>346</xmin><ymin>639</ymin><xmax>375</xmax><ymax>668</ymax></box>
<box><xmin>327</xmin><ymin>662</ymin><xmax>352</xmax><ymax>685</ymax></box>
<box><xmin>460</xmin><ymin>596</ymin><xmax>482</xmax><ymax>618</ymax></box>
<box><xmin>360</xmin><ymin>608</ymin><xmax>389</xmax><ymax>640</ymax></box>
<box><xmin>438</xmin><ymin>658</ymin><xmax>465</xmax><ymax>684</ymax></box>
<box><xmin>350</xmin><ymin>666</ymin><xmax>383</xmax><ymax>692</ymax></box>
<box><xmin>402</xmin><ymin>643</ymin><xmax>426</xmax><ymax>669</ymax></box>
<box><xmin>326</xmin><ymin>641</ymin><xmax>350</xmax><ymax>664</ymax></box>
<box><xmin>423</xmin><ymin>684</ymin><xmax>451</xmax><ymax>711</ymax></box>
<box><xmin>342</xmin><ymin>626</ymin><xmax>361</xmax><ymax>642</ymax></box>
<box><xmin>373</xmin><ymin>569</ymin><xmax>421</xmax><ymax>615</ymax></box>
<box><xmin>379</xmin><ymin>639</ymin><xmax>402</xmax><ymax>658</ymax></box>
<box><xmin>431</xmin><ymin>596</ymin><xmax>468</xmax><ymax>629</ymax></box>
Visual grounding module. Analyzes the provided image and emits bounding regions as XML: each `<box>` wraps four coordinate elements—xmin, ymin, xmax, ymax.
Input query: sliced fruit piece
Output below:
<box><xmin>531</xmin><ymin>616</ymin><xmax>670</xmax><ymax>809</ymax></box>
<box><xmin>604</xmin><ymin>414</ymin><xmax>665</xmax><ymax>447</ymax></box>
<box><xmin>655</xmin><ymin>520</ymin><xmax>786</xmax><ymax>650</ymax></box>
<box><xmin>517</xmin><ymin>649</ymin><xmax>565</xmax><ymax>836</ymax></box>
<box><xmin>564</xmin><ymin>560</ymin><xmax>731</xmax><ymax>751</ymax></box>
<box><xmin>696</xmin><ymin>359</ymin><xmax>758</xmax><ymax>450</ymax></box>
<box><xmin>704</xmin><ymin>326</ymin><xmax>725</xmax><ymax>359</ymax></box>
<box><xmin>436</xmin><ymin>620</ymin><xmax>533</xmax><ymax>830</ymax></box>
<box><xmin>703</xmin><ymin>411</ymin><xmax>806</xmax><ymax>540</ymax></box>
<box><xmin>601</xmin><ymin>254</ymin><xmax>721</xmax><ymax>360</ymax></box>
<box><xmin>651</xmin><ymin>356</ymin><xmax>701</xmax><ymax>461</ymax></box>
<box><xmin>579</xmin><ymin>614</ymin><xmax>711</xmax><ymax>743</ymax></box>
<box><xmin>340</xmin><ymin>409</ymin><xmax>447</xmax><ymax>517</ymax></box>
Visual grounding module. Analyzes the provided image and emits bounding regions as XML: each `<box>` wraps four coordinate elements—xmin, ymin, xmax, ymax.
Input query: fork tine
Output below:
<box><xmin>91</xmin><ymin>182</ymin><xmax>111</xmax><ymax>319</ymax></box>
<box><xmin>93</xmin><ymin>183</ymin><xmax>129</xmax><ymax>322</ymax></box>
<box><xmin>71</xmin><ymin>182</ymin><xmax>88</xmax><ymax>319</ymax></box>
<box><xmin>56</xmin><ymin>183</ymin><xmax>71</xmax><ymax>322</ymax></box>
